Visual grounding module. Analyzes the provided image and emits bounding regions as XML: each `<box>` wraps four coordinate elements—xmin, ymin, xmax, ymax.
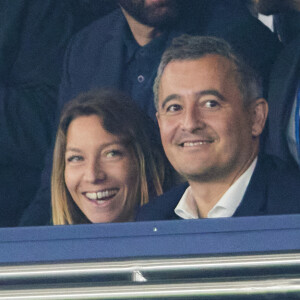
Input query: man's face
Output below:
<box><xmin>156</xmin><ymin>55</ymin><xmax>264</xmax><ymax>183</ymax></box>
<box><xmin>118</xmin><ymin>0</ymin><xmax>180</xmax><ymax>28</ymax></box>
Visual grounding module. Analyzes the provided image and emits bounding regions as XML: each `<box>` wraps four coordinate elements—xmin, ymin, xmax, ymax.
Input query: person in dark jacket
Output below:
<box><xmin>136</xmin><ymin>35</ymin><xmax>300</xmax><ymax>221</ymax></box>
<box><xmin>0</xmin><ymin>0</ymin><xmax>117</xmax><ymax>227</ymax></box>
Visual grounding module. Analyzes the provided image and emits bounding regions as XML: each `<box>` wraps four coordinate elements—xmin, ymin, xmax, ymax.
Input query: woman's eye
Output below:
<box><xmin>106</xmin><ymin>150</ymin><xmax>122</xmax><ymax>158</ymax></box>
<box><xmin>67</xmin><ymin>155</ymin><xmax>84</xmax><ymax>162</ymax></box>
<box><xmin>166</xmin><ymin>104</ymin><xmax>182</xmax><ymax>113</ymax></box>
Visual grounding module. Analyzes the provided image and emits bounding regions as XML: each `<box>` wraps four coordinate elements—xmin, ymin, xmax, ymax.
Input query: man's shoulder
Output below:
<box><xmin>258</xmin><ymin>153</ymin><xmax>300</xmax><ymax>179</ymax></box>
<box><xmin>264</xmin><ymin>154</ymin><xmax>300</xmax><ymax>208</ymax></box>
<box><xmin>136</xmin><ymin>183</ymin><xmax>188</xmax><ymax>221</ymax></box>
<box><xmin>244</xmin><ymin>153</ymin><xmax>300</xmax><ymax>215</ymax></box>
<box><xmin>69</xmin><ymin>8</ymin><xmax>124</xmax><ymax>47</ymax></box>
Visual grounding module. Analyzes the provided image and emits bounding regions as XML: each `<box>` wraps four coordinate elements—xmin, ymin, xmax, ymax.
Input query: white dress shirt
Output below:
<box><xmin>258</xmin><ymin>14</ymin><xmax>274</xmax><ymax>32</ymax></box>
<box><xmin>175</xmin><ymin>158</ymin><xmax>258</xmax><ymax>219</ymax></box>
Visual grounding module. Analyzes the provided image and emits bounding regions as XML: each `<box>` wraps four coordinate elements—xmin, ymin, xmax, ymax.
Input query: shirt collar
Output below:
<box><xmin>123</xmin><ymin>24</ymin><xmax>169</xmax><ymax>63</ymax></box>
<box><xmin>123</xmin><ymin>24</ymin><xmax>139</xmax><ymax>63</ymax></box>
<box><xmin>175</xmin><ymin>157</ymin><xmax>258</xmax><ymax>219</ymax></box>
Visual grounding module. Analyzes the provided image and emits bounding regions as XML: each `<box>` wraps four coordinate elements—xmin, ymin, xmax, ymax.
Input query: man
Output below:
<box><xmin>58</xmin><ymin>0</ymin><xmax>280</xmax><ymax>120</ymax></box>
<box><xmin>137</xmin><ymin>35</ymin><xmax>300</xmax><ymax>221</ymax></box>
<box><xmin>260</xmin><ymin>1</ymin><xmax>300</xmax><ymax>169</ymax></box>
<box><xmin>20</xmin><ymin>0</ymin><xmax>281</xmax><ymax>225</ymax></box>
<box><xmin>265</xmin><ymin>35</ymin><xmax>300</xmax><ymax>170</ymax></box>
<box><xmin>251</xmin><ymin>0</ymin><xmax>300</xmax><ymax>44</ymax></box>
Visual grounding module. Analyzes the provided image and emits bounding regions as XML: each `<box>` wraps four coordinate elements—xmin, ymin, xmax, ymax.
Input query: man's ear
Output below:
<box><xmin>156</xmin><ymin>111</ymin><xmax>161</xmax><ymax>128</ymax></box>
<box><xmin>251</xmin><ymin>98</ymin><xmax>268</xmax><ymax>137</ymax></box>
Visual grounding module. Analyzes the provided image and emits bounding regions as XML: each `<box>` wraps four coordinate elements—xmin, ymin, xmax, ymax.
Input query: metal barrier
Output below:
<box><xmin>0</xmin><ymin>252</ymin><xmax>300</xmax><ymax>299</ymax></box>
<box><xmin>0</xmin><ymin>215</ymin><xmax>300</xmax><ymax>298</ymax></box>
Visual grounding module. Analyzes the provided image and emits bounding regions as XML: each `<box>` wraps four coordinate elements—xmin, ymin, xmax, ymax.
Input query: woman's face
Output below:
<box><xmin>64</xmin><ymin>115</ymin><xmax>137</xmax><ymax>223</ymax></box>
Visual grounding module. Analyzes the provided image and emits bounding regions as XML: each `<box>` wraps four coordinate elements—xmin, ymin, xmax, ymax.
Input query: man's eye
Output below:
<box><xmin>204</xmin><ymin>100</ymin><xmax>219</xmax><ymax>108</ymax></box>
<box><xmin>67</xmin><ymin>155</ymin><xmax>84</xmax><ymax>162</ymax></box>
<box><xmin>166</xmin><ymin>104</ymin><xmax>182</xmax><ymax>112</ymax></box>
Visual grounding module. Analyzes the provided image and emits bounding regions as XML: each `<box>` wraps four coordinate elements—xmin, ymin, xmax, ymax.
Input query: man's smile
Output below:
<box><xmin>179</xmin><ymin>139</ymin><xmax>215</xmax><ymax>147</ymax></box>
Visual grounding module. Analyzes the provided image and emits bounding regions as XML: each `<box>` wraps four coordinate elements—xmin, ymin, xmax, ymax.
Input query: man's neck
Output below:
<box><xmin>189</xmin><ymin>153</ymin><xmax>258</xmax><ymax>218</ymax></box>
<box><xmin>189</xmin><ymin>180</ymin><xmax>232</xmax><ymax>218</ymax></box>
<box><xmin>121</xmin><ymin>8</ymin><xmax>162</xmax><ymax>46</ymax></box>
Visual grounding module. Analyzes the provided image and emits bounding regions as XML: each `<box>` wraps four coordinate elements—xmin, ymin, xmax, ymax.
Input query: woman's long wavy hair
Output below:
<box><xmin>52</xmin><ymin>89</ymin><xmax>165</xmax><ymax>225</ymax></box>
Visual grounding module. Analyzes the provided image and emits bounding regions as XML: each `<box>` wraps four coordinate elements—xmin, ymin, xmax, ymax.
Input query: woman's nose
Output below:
<box><xmin>84</xmin><ymin>160</ymin><xmax>106</xmax><ymax>183</ymax></box>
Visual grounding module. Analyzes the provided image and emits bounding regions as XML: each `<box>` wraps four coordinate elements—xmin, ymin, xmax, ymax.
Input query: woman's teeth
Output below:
<box><xmin>86</xmin><ymin>189</ymin><xmax>118</xmax><ymax>201</ymax></box>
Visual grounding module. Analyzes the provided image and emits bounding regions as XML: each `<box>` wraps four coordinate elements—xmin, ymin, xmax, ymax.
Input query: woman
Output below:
<box><xmin>51</xmin><ymin>89</ymin><xmax>165</xmax><ymax>225</ymax></box>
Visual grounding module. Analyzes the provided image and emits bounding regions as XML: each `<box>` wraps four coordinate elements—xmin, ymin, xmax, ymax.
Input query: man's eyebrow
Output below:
<box><xmin>160</xmin><ymin>89</ymin><xmax>225</xmax><ymax>109</ymax></box>
<box><xmin>195</xmin><ymin>89</ymin><xmax>226</xmax><ymax>101</ymax></box>
<box><xmin>160</xmin><ymin>94</ymin><xmax>181</xmax><ymax>109</ymax></box>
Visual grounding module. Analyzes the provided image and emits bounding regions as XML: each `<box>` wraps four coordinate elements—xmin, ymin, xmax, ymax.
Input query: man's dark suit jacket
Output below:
<box><xmin>136</xmin><ymin>155</ymin><xmax>300</xmax><ymax>221</ymax></box>
<box><xmin>265</xmin><ymin>34</ymin><xmax>300</xmax><ymax>168</ymax></box>
<box><xmin>21</xmin><ymin>0</ymin><xmax>282</xmax><ymax>226</ymax></box>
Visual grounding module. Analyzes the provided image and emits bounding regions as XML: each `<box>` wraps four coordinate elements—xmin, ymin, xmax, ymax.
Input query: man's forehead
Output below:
<box><xmin>165</xmin><ymin>53</ymin><xmax>234</xmax><ymax>70</ymax></box>
<box><xmin>162</xmin><ymin>55</ymin><xmax>236</xmax><ymax>79</ymax></box>
<box><xmin>159</xmin><ymin>55</ymin><xmax>238</xmax><ymax>90</ymax></box>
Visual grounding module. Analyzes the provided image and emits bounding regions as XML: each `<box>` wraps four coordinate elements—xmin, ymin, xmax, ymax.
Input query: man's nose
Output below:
<box><xmin>84</xmin><ymin>159</ymin><xmax>106</xmax><ymax>183</ymax></box>
<box><xmin>181</xmin><ymin>105</ymin><xmax>205</xmax><ymax>132</ymax></box>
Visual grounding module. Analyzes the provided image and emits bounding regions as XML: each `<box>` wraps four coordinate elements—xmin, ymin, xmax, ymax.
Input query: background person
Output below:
<box><xmin>0</xmin><ymin>0</ymin><xmax>117</xmax><ymax>227</ymax></box>
<box><xmin>259</xmin><ymin>0</ymin><xmax>300</xmax><ymax>169</ymax></box>
<box><xmin>58</xmin><ymin>0</ymin><xmax>281</xmax><ymax>120</ymax></box>
<box><xmin>137</xmin><ymin>35</ymin><xmax>300</xmax><ymax>221</ymax></box>
<box><xmin>52</xmin><ymin>89</ymin><xmax>166</xmax><ymax>225</ymax></box>
<box><xmin>250</xmin><ymin>0</ymin><xmax>300</xmax><ymax>43</ymax></box>
<box><xmin>264</xmin><ymin>36</ymin><xmax>300</xmax><ymax>169</ymax></box>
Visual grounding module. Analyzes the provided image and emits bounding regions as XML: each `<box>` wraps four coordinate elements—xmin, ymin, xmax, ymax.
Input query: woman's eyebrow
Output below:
<box><xmin>65</xmin><ymin>147</ymin><xmax>82</xmax><ymax>153</ymax></box>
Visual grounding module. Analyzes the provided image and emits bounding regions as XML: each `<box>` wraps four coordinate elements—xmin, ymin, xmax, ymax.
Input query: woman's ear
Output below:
<box><xmin>251</xmin><ymin>98</ymin><xmax>268</xmax><ymax>137</ymax></box>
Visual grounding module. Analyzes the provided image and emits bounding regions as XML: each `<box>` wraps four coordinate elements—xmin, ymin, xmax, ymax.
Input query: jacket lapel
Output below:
<box><xmin>234</xmin><ymin>156</ymin><xmax>266</xmax><ymax>217</ymax></box>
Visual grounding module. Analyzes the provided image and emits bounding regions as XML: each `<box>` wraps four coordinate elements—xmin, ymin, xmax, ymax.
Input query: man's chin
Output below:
<box><xmin>179</xmin><ymin>167</ymin><xmax>221</xmax><ymax>183</ymax></box>
<box><xmin>144</xmin><ymin>10</ymin><xmax>178</xmax><ymax>27</ymax></box>
<box><xmin>120</xmin><ymin>0</ymin><xmax>179</xmax><ymax>28</ymax></box>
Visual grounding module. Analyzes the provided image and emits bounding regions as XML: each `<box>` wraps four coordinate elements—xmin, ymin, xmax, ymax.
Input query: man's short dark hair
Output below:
<box><xmin>153</xmin><ymin>34</ymin><xmax>263</xmax><ymax>109</ymax></box>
